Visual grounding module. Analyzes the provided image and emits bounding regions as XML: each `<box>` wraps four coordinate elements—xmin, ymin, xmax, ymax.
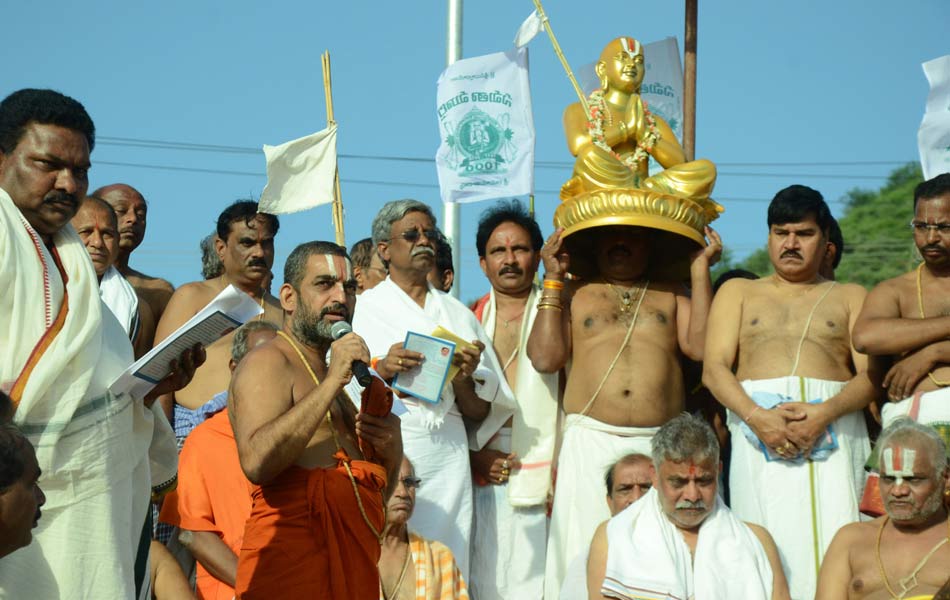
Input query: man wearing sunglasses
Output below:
<box><xmin>353</xmin><ymin>199</ymin><xmax>515</xmax><ymax>581</ymax></box>
<box><xmin>854</xmin><ymin>173</ymin><xmax>950</xmax><ymax>434</ymax></box>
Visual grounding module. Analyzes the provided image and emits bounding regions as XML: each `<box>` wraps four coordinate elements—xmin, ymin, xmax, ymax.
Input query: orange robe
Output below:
<box><xmin>159</xmin><ymin>409</ymin><xmax>251</xmax><ymax>600</ymax></box>
<box><xmin>235</xmin><ymin>452</ymin><xmax>387</xmax><ymax>599</ymax></box>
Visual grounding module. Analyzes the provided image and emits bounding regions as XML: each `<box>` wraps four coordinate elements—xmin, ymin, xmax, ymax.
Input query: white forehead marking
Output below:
<box><xmin>882</xmin><ymin>446</ymin><xmax>916</xmax><ymax>486</ymax></box>
<box><xmin>620</xmin><ymin>37</ymin><xmax>641</xmax><ymax>58</ymax></box>
<box><xmin>325</xmin><ymin>254</ymin><xmax>337</xmax><ymax>277</ymax></box>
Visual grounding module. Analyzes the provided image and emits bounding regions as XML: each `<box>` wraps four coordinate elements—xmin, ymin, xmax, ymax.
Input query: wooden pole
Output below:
<box><xmin>683</xmin><ymin>0</ymin><xmax>697</xmax><ymax>161</ymax></box>
<box><xmin>321</xmin><ymin>51</ymin><xmax>346</xmax><ymax>247</ymax></box>
<box><xmin>531</xmin><ymin>0</ymin><xmax>589</xmax><ymax>113</ymax></box>
<box><xmin>444</xmin><ymin>0</ymin><xmax>463</xmax><ymax>298</ymax></box>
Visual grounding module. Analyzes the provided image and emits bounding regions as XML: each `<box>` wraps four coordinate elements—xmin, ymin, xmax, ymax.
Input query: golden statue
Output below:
<box><xmin>553</xmin><ymin>36</ymin><xmax>723</xmax><ymax>275</ymax></box>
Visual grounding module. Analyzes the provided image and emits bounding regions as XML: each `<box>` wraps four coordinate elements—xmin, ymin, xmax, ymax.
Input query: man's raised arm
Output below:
<box><xmin>527</xmin><ymin>227</ymin><xmax>572</xmax><ymax>373</ymax></box>
<box><xmin>852</xmin><ymin>278</ymin><xmax>950</xmax><ymax>355</ymax></box>
<box><xmin>676</xmin><ymin>226</ymin><xmax>722</xmax><ymax>361</ymax></box>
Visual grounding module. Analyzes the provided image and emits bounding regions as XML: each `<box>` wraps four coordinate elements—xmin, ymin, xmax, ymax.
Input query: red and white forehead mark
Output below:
<box><xmin>620</xmin><ymin>37</ymin><xmax>642</xmax><ymax>58</ymax></box>
<box><xmin>324</xmin><ymin>255</ymin><xmax>353</xmax><ymax>280</ymax></box>
<box><xmin>882</xmin><ymin>445</ymin><xmax>916</xmax><ymax>485</ymax></box>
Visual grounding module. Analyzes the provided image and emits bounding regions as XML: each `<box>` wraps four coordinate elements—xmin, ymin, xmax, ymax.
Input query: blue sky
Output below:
<box><xmin>3</xmin><ymin>1</ymin><xmax>946</xmax><ymax>301</ymax></box>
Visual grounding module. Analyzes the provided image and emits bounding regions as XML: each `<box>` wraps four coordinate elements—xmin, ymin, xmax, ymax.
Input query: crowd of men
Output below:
<box><xmin>2</xmin><ymin>86</ymin><xmax>950</xmax><ymax>600</ymax></box>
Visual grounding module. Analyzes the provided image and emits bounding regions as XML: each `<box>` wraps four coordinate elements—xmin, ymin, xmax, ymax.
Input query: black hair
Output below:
<box><xmin>475</xmin><ymin>199</ymin><xmax>543</xmax><ymax>257</ymax></box>
<box><xmin>913</xmin><ymin>173</ymin><xmax>950</xmax><ymax>209</ymax></box>
<box><xmin>216</xmin><ymin>200</ymin><xmax>280</xmax><ymax>241</ymax></box>
<box><xmin>349</xmin><ymin>237</ymin><xmax>375</xmax><ymax>269</ymax></box>
<box><xmin>435</xmin><ymin>229</ymin><xmax>453</xmax><ymax>273</ymax></box>
<box><xmin>0</xmin><ymin>391</ymin><xmax>25</xmax><ymax>493</ymax></box>
<box><xmin>713</xmin><ymin>269</ymin><xmax>758</xmax><ymax>294</ymax></box>
<box><xmin>767</xmin><ymin>185</ymin><xmax>833</xmax><ymax>236</ymax></box>
<box><xmin>0</xmin><ymin>89</ymin><xmax>95</xmax><ymax>153</ymax></box>
<box><xmin>283</xmin><ymin>241</ymin><xmax>348</xmax><ymax>289</ymax></box>
<box><xmin>827</xmin><ymin>218</ymin><xmax>843</xmax><ymax>269</ymax></box>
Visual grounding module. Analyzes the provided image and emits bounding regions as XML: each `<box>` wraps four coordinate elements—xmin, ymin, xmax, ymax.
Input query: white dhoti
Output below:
<box><xmin>544</xmin><ymin>414</ymin><xmax>658</xmax><ymax>599</ymax></box>
<box><xmin>882</xmin><ymin>386</ymin><xmax>950</xmax><ymax>430</ymax></box>
<box><xmin>470</xmin><ymin>427</ymin><xmax>548</xmax><ymax>600</ymax></box>
<box><xmin>729</xmin><ymin>377</ymin><xmax>870</xmax><ymax>600</ymax></box>
<box><xmin>0</xmin><ymin>188</ymin><xmax>171</xmax><ymax>599</ymax></box>
<box><xmin>354</xmin><ymin>279</ymin><xmax>516</xmax><ymax>583</ymax></box>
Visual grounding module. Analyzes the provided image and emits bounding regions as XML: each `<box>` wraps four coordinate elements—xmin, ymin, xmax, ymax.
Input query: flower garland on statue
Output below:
<box><xmin>586</xmin><ymin>89</ymin><xmax>660</xmax><ymax>169</ymax></box>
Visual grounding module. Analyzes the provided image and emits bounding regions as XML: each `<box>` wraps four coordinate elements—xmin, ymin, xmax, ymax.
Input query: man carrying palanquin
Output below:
<box><xmin>229</xmin><ymin>241</ymin><xmax>403</xmax><ymax>599</ymax></box>
<box><xmin>0</xmin><ymin>88</ymin><xmax>201</xmax><ymax>598</ymax></box>
<box><xmin>95</xmin><ymin>182</ymin><xmax>176</xmax><ymax>324</ymax></box>
<box><xmin>155</xmin><ymin>200</ymin><xmax>283</xmax><ymax>431</ymax></box>
<box><xmin>379</xmin><ymin>456</ymin><xmax>469</xmax><ymax>600</ymax></box>
<box><xmin>586</xmin><ymin>413</ymin><xmax>789</xmax><ymax>600</ymax></box>
<box><xmin>528</xmin><ymin>221</ymin><xmax>720</xmax><ymax>597</ymax></box>
<box><xmin>559</xmin><ymin>36</ymin><xmax>716</xmax><ymax>206</ymax></box>
<box><xmin>468</xmin><ymin>200</ymin><xmax>555</xmax><ymax>600</ymax></box>
<box><xmin>71</xmin><ymin>195</ymin><xmax>154</xmax><ymax>357</ymax></box>
<box><xmin>816</xmin><ymin>418</ymin><xmax>950</xmax><ymax>600</ymax></box>
<box><xmin>353</xmin><ymin>199</ymin><xmax>515</xmax><ymax>580</ymax></box>
<box><xmin>852</xmin><ymin>174</ymin><xmax>950</xmax><ymax>434</ymax></box>
<box><xmin>703</xmin><ymin>185</ymin><xmax>876</xmax><ymax>600</ymax></box>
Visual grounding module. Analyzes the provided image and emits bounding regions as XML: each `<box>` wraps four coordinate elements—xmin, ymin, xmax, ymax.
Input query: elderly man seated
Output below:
<box><xmin>586</xmin><ymin>413</ymin><xmax>789</xmax><ymax>600</ymax></box>
<box><xmin>816</xmin><ymin>418</ymin><xmax>950</xmax><ymax>599</ymax></box>
<box><xmin>378</xmin><ymin>456</ymin><xmax>468</xmax><ymax>600</ymax></box>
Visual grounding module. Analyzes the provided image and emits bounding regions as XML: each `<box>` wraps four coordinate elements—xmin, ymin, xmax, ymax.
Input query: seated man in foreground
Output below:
<box><xmin>379</xmin><ymin>456</ymin><xmax>469</xmax><ymax>600</ymax></box>
<box><xmin>816</xmin><ymin>418</ymin><xmax>950</xmax><ymax>599</ymax></box>
<box><xmin>229</xmin><ymin>241</ymin><xmax>403</xmax><ymax>599</ymax></box>
<box><xmin>587</xmin><ymin>413</ymin><xmax>789</xmax><ymax>600</ymax></box>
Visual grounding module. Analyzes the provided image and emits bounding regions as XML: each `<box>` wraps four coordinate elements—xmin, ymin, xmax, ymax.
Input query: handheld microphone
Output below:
<box><xmin>329</xmin><ymin>321</ymin><xmax>373</xmax><ymax>387</ymax></box>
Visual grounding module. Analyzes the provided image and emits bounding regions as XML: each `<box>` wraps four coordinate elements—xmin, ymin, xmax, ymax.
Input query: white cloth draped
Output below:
<box><xmin>353</xmin><ymin>278</ymin><xmax>515</xmax><ymax>581</ymax></box>
<box><xmin>99</xmin><ymin>264</ymin><xmax>140</xmax><ymax>339</ymax></box>
<box><xmin>477</xmin><ymin>285</ymin><xmax>558</xmax><ymax>505</ymax></box>
<box><xmin>601</xmin><ymin>488</ymin><xmax>773</xmax><ymax>600</ymax></box>
<box><xmin>544</xmin><ymin>414</ymin><xmax>658</xmax><ymax>600</ymax></box>
<box><xmin>728</xmin><ymin>377</ymin><xmax>870</xmax><ymax>600</ymax></box>
<box><xmin>470</xmin><ymin>427</ymin><xmax>547</xmax><ymax>600</ymax></box>
<box><xmin>882</xmin><ymin>386</ymin><xmax>950</xmax><ymax>427</ymax></box>
<box><xmin>0</xmin><ymin>187</ymin><xmax>168</xmax><ymax>598</ymax></box>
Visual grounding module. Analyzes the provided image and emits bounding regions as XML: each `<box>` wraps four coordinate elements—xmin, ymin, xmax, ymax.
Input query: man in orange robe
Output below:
<box><xmin>229</xmin><ymin>241</ymin><xmax>403</xmax><ymax>599</ymax></box>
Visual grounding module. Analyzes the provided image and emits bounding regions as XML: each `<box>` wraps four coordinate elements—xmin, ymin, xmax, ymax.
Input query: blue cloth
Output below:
<box><xmin>173</xmin><ymin>391</ymin><xmax>229</xmax><ymax>445</ymax></box>
<box><xmin>740</xmin><ymin>391</ymin><xmax>838</xmax><ymax>463</ymax></box>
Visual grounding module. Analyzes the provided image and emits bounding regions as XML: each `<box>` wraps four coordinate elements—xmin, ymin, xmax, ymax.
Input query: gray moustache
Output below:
<box><xmin>412</xmin><ymin>247</ymin><xmax>436</xmax><ymax>257</ymax></box>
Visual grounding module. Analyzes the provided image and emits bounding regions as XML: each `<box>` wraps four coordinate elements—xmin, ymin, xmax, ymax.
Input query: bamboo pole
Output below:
<box><xmin>321</xmin><ymin>51</ymin><xmax>346</xmax><ymax>247</ymax></box>
<box><xmin>530</xmin><ymin>0</ymin><xmax>589</xmax><ymax>113</ymax></box>
<box><xmin>683</xmin><ymin>0</ymin><xmax>697</xmax><ymax>161</ymax></box>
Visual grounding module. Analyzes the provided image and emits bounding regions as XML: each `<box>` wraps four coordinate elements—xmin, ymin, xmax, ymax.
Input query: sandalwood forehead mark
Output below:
<box><xmin>620</xmin><ymin>37</ymin><xmax>642</xmax><ymax>58</ymax></box>
<box><xmin>882</xmin><ymin>445</ymin><xmax>916</xmax><ymax>486</ymax></box>
<box><xmin>324</xmin><ymin>255</ymin><xmax>352</xmax><ymax>280</ymax></box>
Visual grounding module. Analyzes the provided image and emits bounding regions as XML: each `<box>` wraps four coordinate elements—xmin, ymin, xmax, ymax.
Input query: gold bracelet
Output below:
<box><xmin>538</xmin><ymin>304</ymin><xmax>563</xmax><ymax>311</ymax></box>
<box><xmin>538</xmin><ymin>301</ymin><xmax>563</xmax><ymax>309</ymax></box>
<box><xmin>744</xmin><ymin>405</ymin><xmax>762</xmax><ymax>423</ymax></box>
<box><xmin>543</xmin><ymin>279</ymin><xmax>564</xmax><ymax>291</ymax></box>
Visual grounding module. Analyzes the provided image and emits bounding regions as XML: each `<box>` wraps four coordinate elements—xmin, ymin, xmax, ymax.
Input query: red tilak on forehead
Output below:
<box><xmin>688</xmin><ymin>463</ymin><xmax>697</xmax><ymax>477</ymax></box>
<box><xmin>892</xmin><ymin>444</ymin><xmax>903</xmax><ymax>471</ymax></box>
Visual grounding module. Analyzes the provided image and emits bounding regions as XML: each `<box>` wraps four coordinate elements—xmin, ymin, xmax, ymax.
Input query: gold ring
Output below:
<box><xmin>502</xmin><ymin>460</ymin><xmax>510</xmax><ymax>470</ymax></box>
<box><xmin>398</xmin><ymin>358</ymin><xmax>404</xmax><ymax>367</ymax></box>
<box><xmin>502</xmin><ymin>468</ymin><xmax>510</xmax><ymax>476</ymax></box>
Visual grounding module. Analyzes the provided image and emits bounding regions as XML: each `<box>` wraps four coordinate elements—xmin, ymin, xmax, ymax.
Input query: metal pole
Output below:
<box><xmin>444</xmin><ymin>0</ymin><xmax>463</xmax><ymax>298</ymax></box>
<box><xmin>683</xmin><ymin>0</ymin><xmax>697</xmax><ymax>161</ymax></box>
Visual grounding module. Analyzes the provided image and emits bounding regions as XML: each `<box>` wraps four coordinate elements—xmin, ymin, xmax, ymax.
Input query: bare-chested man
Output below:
<box><xmin>816</xmin><ymin>418</ymin><xmax>950</xmax><ymax>600</ymax></box>
<box><xmin>468</xmin><ymin>200</ymin><xmax>554</xmax><ymax>600</ymax></box>
<box><xmin>853</xmin><ymin>174</ymin><xmax>950</xmax><ymax>429</ymax></box>
<box><xmin>229</xmin><ymin>240</ymin><xmax>402</xmax><ymax>598</ymax></box>
<box><xmin>154</xmin><ymin>200</ymin><xmax>282</xmax><ymax>431</ymax></box>
<box><xmin>703</xmin><ymin>185</ymin><xmax>876</xmax><ymax>600</ymax></box>
<box><xmin>71</xmin><ymin>196</ymin><xmax>154</xmax><ymax>357</ymax></box>
<box><xmin>94</xmin><ymin>183</ymin><xmax>175</xmax><ymax>324</ymax></box>
<box><xmin>528</xmin><ymin>221</ymin><xmax>721</xmax><ymax>597</ymax></box>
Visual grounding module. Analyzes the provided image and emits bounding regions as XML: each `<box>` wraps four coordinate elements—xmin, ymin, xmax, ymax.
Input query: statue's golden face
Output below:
<box><xmin>598</xmin><ymin>38</ymin><xmax>644</xmax><ymax>93</ymax></box>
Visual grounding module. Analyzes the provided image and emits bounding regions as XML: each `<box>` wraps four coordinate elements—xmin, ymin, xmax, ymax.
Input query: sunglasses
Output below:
<box><xmin>390</xmin><ymin>228</ymin><xmax>442</xmax><ymax>244</ymax></box>
<box><xmin>400</xmin><ymin>476</ymin><xmax>422</xmax><ymax>490</ymax></box>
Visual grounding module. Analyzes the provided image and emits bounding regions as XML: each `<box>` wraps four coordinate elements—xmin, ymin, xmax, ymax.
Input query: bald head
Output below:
<box><xmin>93</xmin><ymin>183</ymin><xmax>148</xmax><ymax>252</ymax></box>
<box><xmin>71</xmin><ymin>196</ymin><xmax>119</xmax><ymax>278</ymax></box>
<box><xmin>596</xmin><ymin>36</ymin><xmax>645</xmax><ymax>94</ymax></box>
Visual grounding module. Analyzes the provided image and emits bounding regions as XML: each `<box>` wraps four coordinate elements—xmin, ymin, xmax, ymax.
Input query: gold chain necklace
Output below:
<box><xmin>915</xmin><ymin>263</ymin><xmax>950</xmax><ymax>387</ymax></box>
<box><xmin>275</xmin><ymin>330</ymin><xmax>386</xmax><ymax>543</ymax></box>
<box><xmin>876</xmin><ymin>513</ymin><xmax>950</xmax><ymax>599</ymax></box>
<box><xmin>381</xmin><ymin>541</ymin><xmax>412</xmax><ymax>600</ymax></box>
<box><xmin>607</xmin><ymin>281</ymin><xmax>645</xmax><ymax>314</ymax></box>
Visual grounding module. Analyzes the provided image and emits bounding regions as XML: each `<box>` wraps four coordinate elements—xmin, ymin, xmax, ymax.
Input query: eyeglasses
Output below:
<box><xmin>910</xmin><ymin>220</ymin><xmax>950</xmax><ymax>236</ymax></box>
<box><xmin>390</xmin><ymin>228</ymin><xmax>442</xmax><ymax>244</ymax></box>
<box><xmin>399</xmin><ymin>477</ymin><xmax>422</xmax><ymax>490</ymax></box>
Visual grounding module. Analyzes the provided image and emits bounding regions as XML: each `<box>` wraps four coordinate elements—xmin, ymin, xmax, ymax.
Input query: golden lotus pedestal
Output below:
<box><xmin>554</xmin><ymin>188</ymin><xmax>719</xmax><ymax>281</ymax></box>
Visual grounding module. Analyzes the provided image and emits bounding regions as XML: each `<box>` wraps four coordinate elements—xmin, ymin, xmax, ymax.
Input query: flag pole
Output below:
<box><xmin>321</xmin><ymin>51</ymin><xmax>346</xmax><ymax>247</ymax></box>
<box><xmin>683</xmin><ymin>0</ymin><xmax>697</xmax><ymax>161</ymax></box>
<box><xmin>444</xmin><ymin>0</ymin><xmax>463</xmax><ymax>298</ymax></box>
<box><xmin>530</xmin><ymin>0</ymin><xmax>589</xmax><ymax>113</ymax></box>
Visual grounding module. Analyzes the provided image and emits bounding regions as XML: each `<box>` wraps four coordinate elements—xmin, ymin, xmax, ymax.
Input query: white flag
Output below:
<box><xmin>514</xmin><ymin>10</ymin><xmax>544</xmax><ymax>48</ymax></box>
<box><xmin>435</xmin><ymin>48</ymin><xmax>535</xmax><ymax>204</ymax></box>
<box><xmin>918</xmin><ymin>55</ymin><xmax>950</xmax><ymax>180</ymax></box>
<box><xmin>258</xmin><ymin>125</ymin><xmax>337</xmax><ymax>215</ymax></box>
